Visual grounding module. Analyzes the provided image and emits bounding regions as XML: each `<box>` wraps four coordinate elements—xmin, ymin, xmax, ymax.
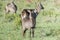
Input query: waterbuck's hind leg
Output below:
<box><xmin>30</xmin><ymin>29</ymin><xmax>31</xmax><ymax>38</ymax></box>
<box><xmin>5</xmin><ymin>8</ymin><xmax>10</xmax><ymax>14</ymax></box>
<box><xmin>31</xmin><ymin>28</ymin><xmax>34</xmax><ymax>37</ymax></box>
<box><xmin>29</xmin><ymin>28</ymin><xmax>32</xmax><ymax>40</ymax></box>
<box><xmin>22</xmin><ymin>28</ymin><xmax>27</xmax><ymax>37</ymax></box>
<box><xmin>29</xmin><ymin>28</ymin><xmax>34</xmax><ymax>40</ymax></box>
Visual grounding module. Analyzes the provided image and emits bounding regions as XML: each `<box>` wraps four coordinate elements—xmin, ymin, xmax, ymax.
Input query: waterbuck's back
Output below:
<box><xmin>5</xmin><ymin>2</ymin><xmax>17</xmax><ymax>13</ymax></box>
<box><xmin>21</xmin><ymin>9</ymin><xmax>37</xmax><ymax>29</ymax></box>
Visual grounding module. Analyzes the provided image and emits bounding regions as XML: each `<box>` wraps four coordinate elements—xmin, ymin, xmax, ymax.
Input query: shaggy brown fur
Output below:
<box><xmin>5</xmin><ymin>1</ymin><xmax>17</xmax><ymax>13</ymax></box>
<box><xmin>21</xmin><ymin>3</ymin><xmax>44</xmax><ymax>38</ymax></box>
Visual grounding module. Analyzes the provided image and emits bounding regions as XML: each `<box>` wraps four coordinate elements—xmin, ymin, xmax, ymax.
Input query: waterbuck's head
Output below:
<box><xmin>34</xmin><ymin>2</ymin><xmax>44</xmax><ymax>14</ymax></box>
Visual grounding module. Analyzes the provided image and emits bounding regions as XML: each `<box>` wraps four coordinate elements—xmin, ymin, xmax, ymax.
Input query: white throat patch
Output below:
<box><xmin>34</xmin><ymin>9</ymin><xmax>38</xmax><ymax>15</ymax></box>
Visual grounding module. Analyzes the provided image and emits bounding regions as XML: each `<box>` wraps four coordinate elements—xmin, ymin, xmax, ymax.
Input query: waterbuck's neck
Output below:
<box><xmin>35</xmin><ymin>4</ymin><xmax>41</xmax><ymax>13</ymax></box>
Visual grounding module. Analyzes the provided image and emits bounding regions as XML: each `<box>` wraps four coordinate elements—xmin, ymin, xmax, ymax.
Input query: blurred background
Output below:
<box><xmin>0</xmin><ymin>0</ymin><xmax>60</xmax><ymax>40</ymax></box>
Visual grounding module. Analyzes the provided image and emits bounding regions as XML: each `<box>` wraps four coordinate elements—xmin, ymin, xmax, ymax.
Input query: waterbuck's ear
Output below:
<box><xmin>37</xmin><ymin>3</ymin><xmax>44</xmax><ymax>9</ymax></box>
<box><xmin>40</xmin><ymin>3</ymin><xmax>44</xmax><ymax>9</ymax></box>
<box><xmin>35</xmin><ymin>2</ymin><xmax>44</xmax><ymax>13</ymax></box>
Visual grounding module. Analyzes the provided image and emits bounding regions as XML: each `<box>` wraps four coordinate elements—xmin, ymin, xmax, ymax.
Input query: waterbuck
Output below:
<box><xmin>5</xmin><ymin>1</ymin><xmax>17</xmax><ymax>14</ymax></box>
<box><xmin>21</xmin><ymin>3</ymin><xmax>44</xmax><ymax>38</ymax></box>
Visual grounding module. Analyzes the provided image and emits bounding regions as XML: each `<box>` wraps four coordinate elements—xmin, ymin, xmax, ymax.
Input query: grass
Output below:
<box><xmin>0</xmin><ymin>0</ymin><xmax>60</xmax><ymax>40</ymax></box>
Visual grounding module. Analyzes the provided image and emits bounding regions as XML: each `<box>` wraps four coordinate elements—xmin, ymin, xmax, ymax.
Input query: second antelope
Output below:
<box><xmin>5</xmin><ymin>1</ymin><xmax>17</xmax><ymax>14</ymax></box>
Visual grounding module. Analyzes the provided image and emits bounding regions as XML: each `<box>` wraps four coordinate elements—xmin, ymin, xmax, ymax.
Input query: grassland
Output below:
<box><xmin>0</xmin><ymin>0</ymin><xmax>60</xmax><ymax>40</ymax></box>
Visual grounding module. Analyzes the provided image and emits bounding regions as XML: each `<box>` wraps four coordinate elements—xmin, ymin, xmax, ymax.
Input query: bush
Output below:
<box><xmin>13</xmin><ymin>14</ymin><xmax>21</xmax><ymax>26</ymax></box>
<box><xmin>5</xmin><ymin>14</ymin><xmax>15</xmax><ymax>22</ymax></box>
<box><xmin>5</xmin><ymin>13</ymin><xmax>21</xmax><ymax>26</ymax></box>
